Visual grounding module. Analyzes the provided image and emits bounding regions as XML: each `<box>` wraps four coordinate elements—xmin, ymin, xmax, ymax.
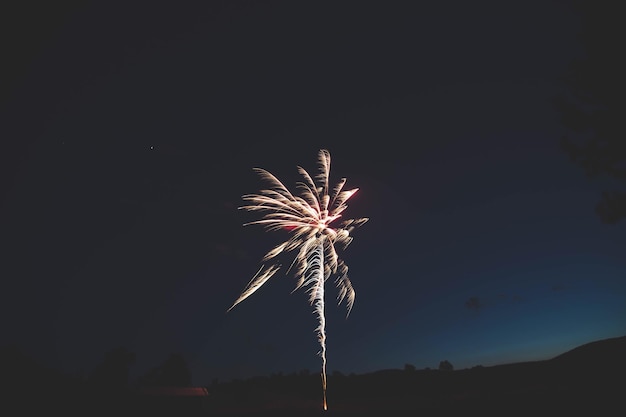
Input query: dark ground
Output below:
<box><xmin>2</xmin><ymin>335</ymin><xmax>625</xmax><ymax>416</ymax></box>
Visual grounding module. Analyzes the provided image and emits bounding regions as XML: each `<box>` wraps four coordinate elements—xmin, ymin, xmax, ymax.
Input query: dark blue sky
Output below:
<box><xmin>1</xmin><ymin>1</ymin><xmax>625</xmax><ymax>385</ymax></box>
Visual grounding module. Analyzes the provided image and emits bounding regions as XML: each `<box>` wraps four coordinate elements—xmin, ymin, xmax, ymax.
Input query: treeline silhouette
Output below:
<box><xmin>2</xmin><ymin>336</ymin><xmax>625</xmax><ymax>416</ymax></box>
<box><xmin>0</xmin><ymin>346</ymin><xmax>194</xmax><ymax>416</ymax></box>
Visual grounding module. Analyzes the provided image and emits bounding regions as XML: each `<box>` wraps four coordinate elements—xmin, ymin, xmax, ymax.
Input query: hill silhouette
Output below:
<box><xmin>551</xmin><ymin>334</ymin><xmax>626</xmax><ymax>365</ymax></box>
<box><xmin>2</xmin><ymin>336</ymin><xmax>625</xmax><ymax>416</ymax></box>
<box><xmin>206</xmin><ymin>335</ymin><xmax>626</xmax><ymax>416</ymax></box>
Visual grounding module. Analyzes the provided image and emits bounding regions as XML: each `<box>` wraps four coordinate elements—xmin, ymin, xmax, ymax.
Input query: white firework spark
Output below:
<box><xmin>228</xmin><ymin>149</ymin><xmax>367</xmax><ymax>410</ymax></box>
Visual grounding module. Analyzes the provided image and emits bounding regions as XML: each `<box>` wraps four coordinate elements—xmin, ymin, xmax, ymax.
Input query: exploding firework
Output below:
<box><xmin>228</xmin><ymin>149</ymin><xmax>367</xmax><ymax>410</ymax></box>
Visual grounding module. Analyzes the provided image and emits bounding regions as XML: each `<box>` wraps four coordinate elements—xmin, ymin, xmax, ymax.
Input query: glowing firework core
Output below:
<box><xmin>228</xmin><ymin>149</ymin><xmax>367</xmax><ymax>410</ymax></box>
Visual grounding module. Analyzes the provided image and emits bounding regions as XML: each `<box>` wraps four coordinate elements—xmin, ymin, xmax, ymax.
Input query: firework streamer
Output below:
<box><xmin>228</xmin><ymin>149</ymin><xmax>367</xmax><ymax>411</ymax></box>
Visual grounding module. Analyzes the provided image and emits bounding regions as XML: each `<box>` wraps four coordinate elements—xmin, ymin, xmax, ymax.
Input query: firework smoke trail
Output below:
<box><xmin>308</xmin><ymin>239</ymin><xmax>327</xmax><ymax>410</ymax></box>
<box><xmin>227</xmin><ymin>150</ymin><xmax>367</xmax><ymax>410</ymax></box>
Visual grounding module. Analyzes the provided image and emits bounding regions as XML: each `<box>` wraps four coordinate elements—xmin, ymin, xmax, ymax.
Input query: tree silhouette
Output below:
<box><xmin>139</xmin><ymin>353</ymin><xmax>192</xmax><ymax>387</ymax></box>
<box><xmin>89</xmin><ymin>347</ymin><xmax>135</xmax><ymax>392</ymax></box>
<box><xmin>438</xmin><ymin>360</ymin><xmax>453</xmax><ymax>371</ymax></box>
<box><xmin>556</xmin><ymin>0</ymin><xmax>626</xmax><ymax>223</ymax></box>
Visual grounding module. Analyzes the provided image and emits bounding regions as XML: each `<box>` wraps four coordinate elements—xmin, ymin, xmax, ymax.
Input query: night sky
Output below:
<box><xmin>2</xmin><ymin>1</ymin><xmax>625</xmax><ymax>386</ymax></box>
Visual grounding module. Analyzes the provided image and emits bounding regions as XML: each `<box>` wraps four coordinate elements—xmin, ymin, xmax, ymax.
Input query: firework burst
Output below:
<box><xmin>228</xmin><ymin>149</ymin><xmax>367</xmax><ymax>410</ymax></box>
